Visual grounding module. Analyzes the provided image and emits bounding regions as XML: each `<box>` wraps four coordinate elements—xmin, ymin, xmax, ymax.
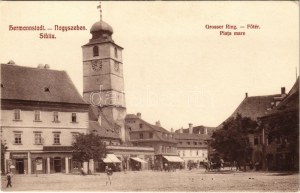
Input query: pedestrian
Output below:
<box><xmin>80</xmin><ymin>167</ymin><xmax>85</xmax><ymax>176</ymax></box>
<box><xmin>105</xmin><ymin>166</ymin><xmax>113</xmax><ymax>185</ymax></box>
<box><xmin>6</xmin><ymin>172</ymin><xmax>12</xmax><ymax>188</ymax></box>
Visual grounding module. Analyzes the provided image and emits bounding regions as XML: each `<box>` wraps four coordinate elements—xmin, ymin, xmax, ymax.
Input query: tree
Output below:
<box><xmin>211</xmin><ymin>114</ymin><xmax>258</xmax><ymax>164</ymax></box>
<box><xmin>72</xmin><ymin>133</ymin><xmax>107</xmax><ymax>163</ymax></box>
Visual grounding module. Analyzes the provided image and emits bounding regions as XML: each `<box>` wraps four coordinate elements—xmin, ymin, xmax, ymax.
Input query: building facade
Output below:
<box><xmin>216</xmin><ymin>87</ymin><xmax>288</xmax><ymax>166</ymax></box>
<box><xmin>125</xmin><ymin>113</ymin><xmax>181</xmax><ymax>169</ymax></box>
<box><xmin>259</xmin><ymin>78</ymin><xmax>299</xmax><ymax>171</ymax></box>
<box><xmin>0</xmin><ymin>63</ymin><xmax>90</xmax><ymax>174</ymax></box>
<box><xmin>174</xmin><ymin>124</ymin><xmax>209</xmax><ymax>169</ymax></box>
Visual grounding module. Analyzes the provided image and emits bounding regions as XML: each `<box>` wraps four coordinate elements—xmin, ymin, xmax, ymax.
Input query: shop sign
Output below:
<box><xmin>11</xmin><ymin>153</ymin><xmax>28</xmax><ymax>159</ymax></box>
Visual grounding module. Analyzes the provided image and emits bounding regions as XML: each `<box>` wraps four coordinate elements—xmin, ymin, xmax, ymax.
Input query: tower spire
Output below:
<box><xmin>97</xmin><ymin>2</ymin><xmax>102</xmax><ymax>21</ymax></box>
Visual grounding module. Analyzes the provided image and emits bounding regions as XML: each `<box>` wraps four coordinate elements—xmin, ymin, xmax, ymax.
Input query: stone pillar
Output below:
<box><xmin>4</xmin><ymin>152</ymin><xmax>10</xmax><ymax>173</ymax></box>
<box><xmin>47</xmin><ymin>157</ymin><xmax>50</xmax><ymax>174</ymax></box>
<box><xmin>65</xmin><ymin>157</ymin><xmax>69</xmax><ymax>174</ymax></box>
<box><xmin>27</xmin><ymin>152</ymin><xmax>31</xmax><ymax>174</ymax></box>
<box><xmin>89</xmin><ymin>159</ymin><xmax>94</xmax><ymax>174</ymax></box>
<box><xmin>83</xmin><ymin>162</ymin><xmax>88</xmax><ymax>174</ymax></box>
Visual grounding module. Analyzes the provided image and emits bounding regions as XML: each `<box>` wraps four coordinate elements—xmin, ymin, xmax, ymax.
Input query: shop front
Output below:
<box><xmin>10</xmin><ymin>153</ymin><xmax>28</xmax><ymax>174</ymax></box>
<box><xmin>129</xmin><ymin>157</ymin><xmax>147</xmax><ymax>171</ymax></box>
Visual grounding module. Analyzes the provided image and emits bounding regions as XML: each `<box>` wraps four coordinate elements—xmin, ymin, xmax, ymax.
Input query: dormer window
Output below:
<box><xmin>44</xmin><ymin>87</ymin><xmax>50</xmax><ymax>92</ymax></box>
<box><xmin>93</xmin><ymin>46</ymin><xmax>99</xmax><ymax>57</ymax></box>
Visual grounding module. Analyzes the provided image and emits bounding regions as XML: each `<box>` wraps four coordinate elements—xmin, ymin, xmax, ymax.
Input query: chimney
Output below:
<box><xmin>188</xmin><ymin>123</ymin><xmax>193</xmax><ymax>134</ymax></box>
<box><xmin>180</xmin><ymin>127</ymin><xmax>183</xmax><ymax>133</ymax></box>
<box><xmin>171</xmin><ymin>128</ymin><xmax>174</xmax><ymax>133</ymax></box>
<box><xmin>137</xmin><ymin>112</ymin><xmax>141</xmax><ymax>119</ymax></box>
<box><xmin>245</xmin><ymin>92</ymin><xmax>248</xmax><ymax>98</ymax></box>
<box><xmin>155</xmin><ymin>121</ymin><xmax>161</xmax><ymax>127</ymax></box>
<box><xmin>281</xmin><ymin>87</ymin><xmax>286</xmax><ymax>95</ymax></box>
<box><xmin>205</xmin><ymin>127</ymin><xmax>208</xmax><ymax>135</ymax></box>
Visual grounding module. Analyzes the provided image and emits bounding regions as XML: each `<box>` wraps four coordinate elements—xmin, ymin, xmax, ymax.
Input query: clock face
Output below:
<box><xmin>114</xmin><ymin>62</ymin><xmax>120</xmax><ymax>72</ymax></box>
<box><xmin>91</xmin><ymin>60</ymin><xmax>102</xmax><ymax>71</ymax></box>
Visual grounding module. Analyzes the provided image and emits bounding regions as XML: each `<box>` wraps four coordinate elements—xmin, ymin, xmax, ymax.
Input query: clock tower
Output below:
<box><xmin>82</xmin><ymin>7</ymin><xmax>126</xmax><ymax>142</ymax></box>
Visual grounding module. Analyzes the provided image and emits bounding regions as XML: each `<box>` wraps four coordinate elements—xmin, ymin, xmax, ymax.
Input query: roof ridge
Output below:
<box><xmin>1</xmin><ymin>63</ymin><xmax>65</xmax><ymax>72</ymax></box>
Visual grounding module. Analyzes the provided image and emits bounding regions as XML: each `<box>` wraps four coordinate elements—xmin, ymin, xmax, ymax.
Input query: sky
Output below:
<box><xmin>0</xmin><ymin>1</ymin><xmax>298</xmax><ymax>131</ymax></box>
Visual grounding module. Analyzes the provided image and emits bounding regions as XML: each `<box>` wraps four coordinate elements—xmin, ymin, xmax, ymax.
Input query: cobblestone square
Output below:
<box><xmin>1</xmin><ymin>170</ymin><xmax>299</xmax><ymax>192</ymax></box>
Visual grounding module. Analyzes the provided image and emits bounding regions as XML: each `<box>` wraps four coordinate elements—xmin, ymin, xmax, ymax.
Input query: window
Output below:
<box><xmin>34</xmin><ymin>110</ymin><xmax>41</xmax><ymax>121</ymax></box>
<box><xmin>71</xmin><ymin>113</ymin><xmax>77</xmax><ymax>123</ymax></box>
<box><xmin>14</xmin><ymin>109</ymin><xmax>21</xmax><ymax>120</ymax></box>
<box><xmin>93</xmin><ymin>46</ymin><xmax>99</xmax><ymax>57</ymax></box>
<box><xmin>187</xmin><ymin>142</ymin><xmax>191</xmax><ymax>145</ymax></box>
<box><xmin>197</xmin><ymin>150</ymin><xmax>199</xmax><ymax>156</ymax></box>
<box><xmin>53</xmin><ymin>112</ymin><xmax>59</xmax><ymax>122</ymax></box>
<box><xmin>34</xmin><ymin>133</ymin><xmax>42</xmax><ymax>144</ymax></box>
<box><xmin>139</xmin><ymin>124</ymin><xmax>143</xmax><ymax>129</ymax></box>
<box><xmin>194</xmin><ymin>142</ymin><xmax>197</xmax><ymax>145</ymax></box>
<box><xmin>199</xmin><ymin>142</ymin><xmax>202</xmax><ymax>145</ymax></box>
<box><xmin>53</xmin><ymin>133</ymin><xmax>60</xmax><ymax>144</ymax></box>
<box><xmin>139</xmin><ymin>133</ymin><xmax>144</xmax><ymax>139</ymax></box>
<box><xmin>254</xmin><ymin>136</ymin><xmax>259</xmax><ymax>145</ymax></box>
<box><xmin>149</xmin><ymin>132</ymin><xmax>153</xmax><ymax>138</ymax></box>
<box><xmin>72</xmin><ymin>133</ymin><xmax>79</xmax><ymax>143</ymax></box>
<box><xmin>14</xmin><ymin>133</ymin><xmax>22</xmax><ymax>144</ymax></box>
<box><xmin>114</xmin><ymin>47</ymin><xmax>118</xmax><ymax>58</ymax></box>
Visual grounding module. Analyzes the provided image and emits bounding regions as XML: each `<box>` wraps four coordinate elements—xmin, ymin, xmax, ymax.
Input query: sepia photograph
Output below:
<box><xmin>0</xmin><ymin>1</ymin><xmax>299</xmax><ymax>192</ymax></box>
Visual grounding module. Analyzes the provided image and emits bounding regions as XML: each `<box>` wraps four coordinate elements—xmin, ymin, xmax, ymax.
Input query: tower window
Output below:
<box><xmin>114</xmin><ymin>47</ymin><xmax>118</xmax><ymax>58</ymax></box>
<box><xmin>93</xmin><ymin>46</ymin><xmax>99</xmax><ymax>57</ymax></box>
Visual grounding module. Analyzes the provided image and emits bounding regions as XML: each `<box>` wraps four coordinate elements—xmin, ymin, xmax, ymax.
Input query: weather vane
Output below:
<box><xmin>97</xmin><ymin>1</ymin><xmax>102</xmax><ymax>21</ymax></box>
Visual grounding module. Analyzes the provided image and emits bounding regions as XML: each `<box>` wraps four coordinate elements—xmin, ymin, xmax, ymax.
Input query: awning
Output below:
<box><xmin>163</xmin><ymin>156</ymin><xmax>184</xmax><ymax>162</ymax></box>
<box><xmin>103</xmin><ymin>154</ymin><xmax>121</xmax><ymax>163</ymax></box>
<box><xmin>130</xmin><ymin>157</ymin><xmax>147</xmax><ymax>163</ymax></box>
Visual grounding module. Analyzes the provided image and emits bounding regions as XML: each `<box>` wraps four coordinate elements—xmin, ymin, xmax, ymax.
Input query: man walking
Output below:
<box><xmin>6</xmin><ymin>172</ymin><xmax>12</xmax><ymax>188</ymax></box>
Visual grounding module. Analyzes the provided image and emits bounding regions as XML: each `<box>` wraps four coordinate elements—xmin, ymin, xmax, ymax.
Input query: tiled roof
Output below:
<box><xmin>88</xmin><ymin>105</ymin><xmax>120</xmax><ymax>139</ymax></box>
<box><xmin>216</xmin><ymin>93</ymin><xmax>281</xmax><ymax>129</ymax></box>
<box><xmin>0</xmin><ymin>64</ymin><xmax>86</xmax><ymax>104</ymax></box>
<box><xmin>125</xmin><ymin>114</ymin><xmax>139</xmax><ymax>119</ymax></box>
<box><xmin>263</xmin><ymin>78</ymin><xmax>299</xmax><ymax>117</ymax></box>
<box><xmin>125</xmin><ymin>114</ymin><xmax>170</xmax><ymax>133</ymax></box>
<box><xmin>89</xmin><ymin>121</ymin><xmax>120</xmax><ymax>139</ymax></box>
